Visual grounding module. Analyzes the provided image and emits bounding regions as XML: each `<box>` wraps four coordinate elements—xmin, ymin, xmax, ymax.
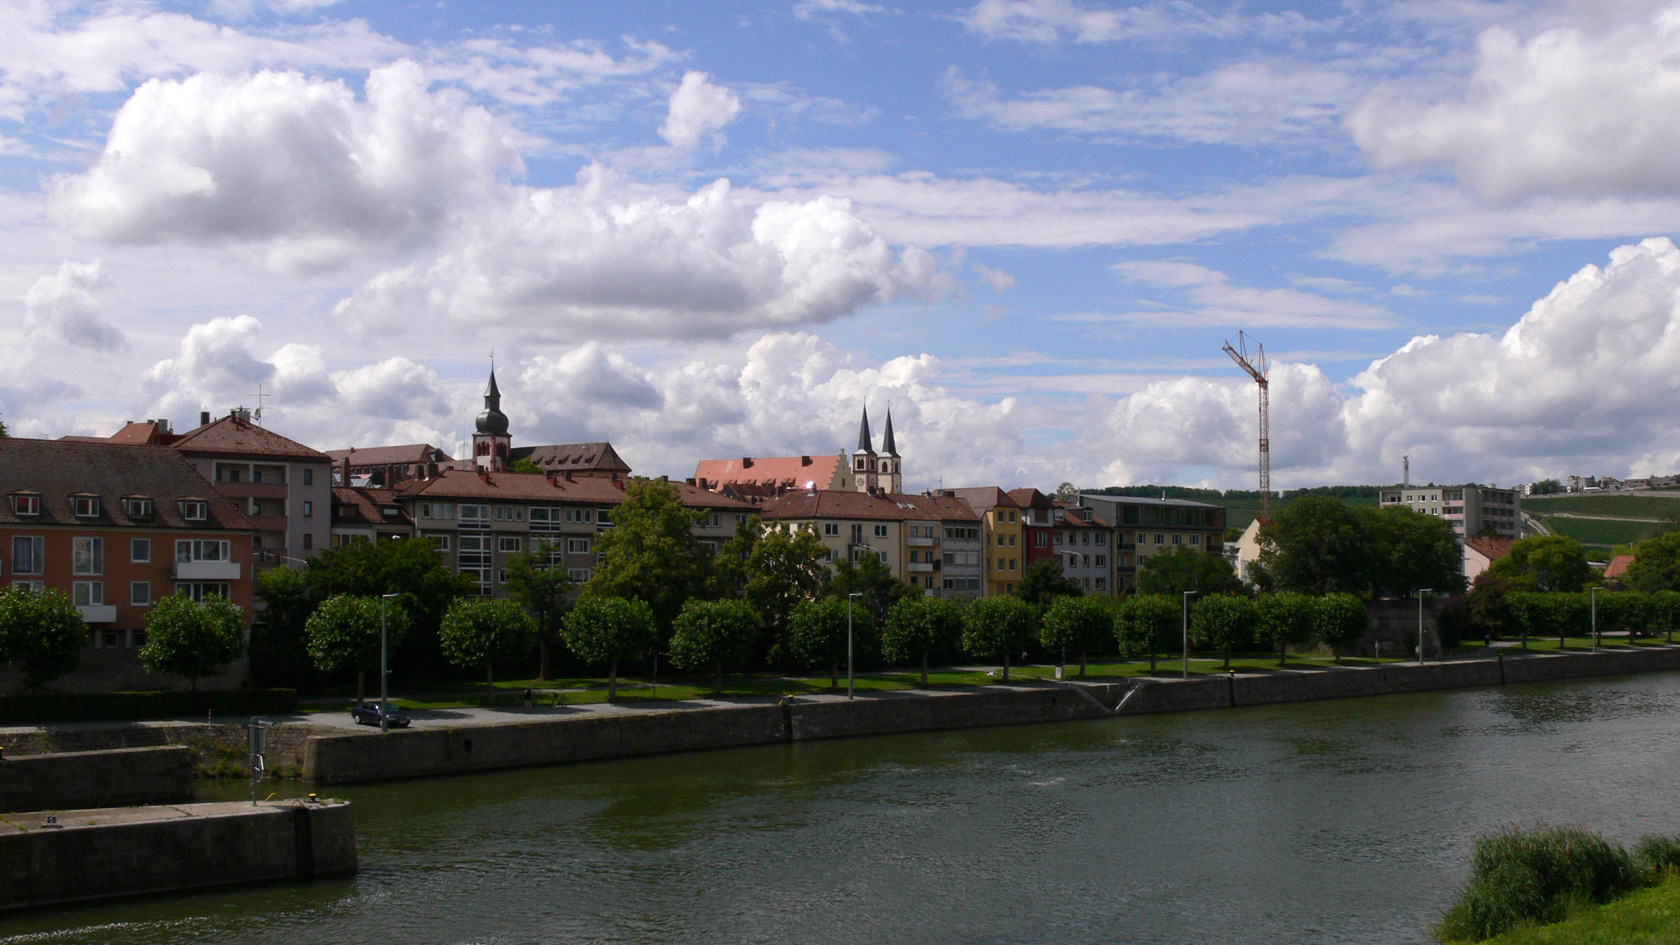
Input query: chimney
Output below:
<box><xmin>801</xmin><ymin>456</ymin><xmax>811</xmax><ymax>466</ymax></box>
<box><xmin>480</xmin><ymin>471</ymin><xmax>490</xmax><ymax>483</ymax></box>
<box><xmin>564</xmin><ymin>471</ymin><xmax>574</xmax><ymax>482</ymax></box>
<box><xmin>200</xmin><ymin>410</ymin><xmax>210</xmax><ymax>426</ymax></box>
<box><xmin>741</xmin><ymin>457</ymin><xmax>754</xmax><ymax>469</ymax></box>
<box><xmin>658</xmin><ymin>475</ymin><xmax>668</xmax><ymax>482</ymax></box>
<box><xmin>686</xmin><ymin>477</ymin><xmax>698</xmax><ymax>487</ymax></box>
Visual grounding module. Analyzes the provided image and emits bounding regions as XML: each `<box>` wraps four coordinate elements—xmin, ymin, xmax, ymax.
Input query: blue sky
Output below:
<box><xmin>5</xmin><ymin>0</ymin><xmax>1680</xmax><ymax>492</ymax></box>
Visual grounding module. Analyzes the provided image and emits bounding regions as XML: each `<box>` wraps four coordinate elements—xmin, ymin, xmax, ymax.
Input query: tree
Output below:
<box><xmin>1115</xmin><ymin>594</ymin><xmax>1181</xmax><ymax>673</ymax></box>
<box><xmin>1039</xmin><ymin>595</ymin><xmax>1111</xmax><ymax>676</ymax></box>
<box><xmin>1137</xmin><ymin>546</ymin><xmax>1242</xmax><ymax>597</ymax></box>
<box><xmin>743</xmin><ymin>527</ymin><xmax>831</xmax><ymax>663</ymax></box>
<box><xmin>1593</xmin><ymin>591</ymin><xmax>1648</xmax><ymax>645</ymax></box>
<box><xmin>251</xmin><ymin>565</ymin><xmax>317</xmax><ymax>690</ymax></box>
<box><xmin>1464</xmin><ymin>573</ymin><xmax>1519</xmax><ymax>642</ymax></box>
<box><xmin>563</xmin><ymin>596</ymin><xmax>654</xmax><ymax>700</ymax></box>
<box><xmin>881</xmin><ymin>596</ymin><xmax>964</xmax><ymax>686</ymax></box>
<box><xmin>1255</xmin><ymin>593</ymin><xmax>1317</xmax><ymax>665</ymax></box>
<box><xmin>506</xmin><ymin>541</ymin><xmax>571</xmax><ymax>680</ymax></box>
<box><xmin>439</xmin><ymin>598</ymin><xmax>534</xmax><ymax>696</ymax></box>
<box><xmin>1054</xmin><ymin>482</ymin><xmax>1079</xmax><ymax>502</ymax></box>
<box><xmin>0</xmin><ymin>413</ymin><xmax>8</xmax><ymax>437</ymax></box>
<box><xmin>1486</xmin><ymin>535</ymin><xmax>1594</xmax><ymax>592</ymax></box>
<box><xmin>1361</xmin><ymin>506</ymin><xmax>1466</xmax><ymax>598</ymax></box>
<box><xmin>1257</xmin><ymin>496</ymin><xmax>1372</xmax><ymax>596</ymax></box>
<box><xmin>1014</xmin><ymin>560</ymin><xmax>1081</xmax><ymax>606</ymax></box>
<box><xmin>510</xmin><ymin>458</ymin><xmax>543</xmax><ymax>475</ymax></box>
<box><xmin>140</xmin><ymin>594</ymin><xmax>245</xmax><ymax>692</ymax></box>
<box><xmin>586</xmin><ymin>478</ymin><xmax>709</xmax><ymax>634</ymax></box>
<box><xmin>789</xmin><ymin>597</ymin><xmax>873</xmax><ymax>689</ymax></box>
<box><xmin>306</xmin><ymin>594</ymin><xmax>410</xmax><ymax>701</ymax></box>
<box><xmin>1190</xmin><ymin>594</ymin><xmax>1257</xmax><ymax>669</ymax></box>
<box><xmin>826</xmin><ymin>552</ymin><xmax>917</xmax><ymax>627</ymax></box>
<box><xmin>1649</xmin><ymin>590</ymin><xmax>1680</xmax><ymax>644</ymax></box>
<box><xmin>0</xmin><ymin>587</ymin><xmax>85</xmax><ymax>688</ymax></box>
<box><xmin>1624</xmin><ymin>531</ymin><xmax>1680</xmax><ymax>593</ymax></box>
<box><xmin>669</xmin><ymin>599</ymin><xmax>760</xmax><ymax>694</ymax></box>
<box><xmin>1507</xmin><ymin>592</ymin><xmax>1590</xmax><ymax>648</ymax></box>
<box><xmin>304</xmin><ymin>537</ymin><xmax>471</xmax><ymax>678</ymax></box>
<box><xmin>1315</xmin><ymin>593</ymin><xmax>1368</xmax><ymax>661</ymax></box>
<box><xmin>707</xmin><ymin>515</ymin><xmax>761</xmax><ymax>599</ymax></box>
<box><xmin>962</xmin><ymin>596</ymin><xmax>1038</xmax><ymax>681</ymax></box>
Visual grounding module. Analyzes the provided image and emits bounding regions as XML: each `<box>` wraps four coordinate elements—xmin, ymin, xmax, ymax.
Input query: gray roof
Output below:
<box><xmin>0</xmin><ymin>438</ymin><xmax>255</xmax><ymax>531</ymax></box>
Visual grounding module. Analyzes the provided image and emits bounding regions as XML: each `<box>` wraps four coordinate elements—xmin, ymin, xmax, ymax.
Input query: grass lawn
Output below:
<box><xmin>1459</xmin><ymin>875</ymin><xmax>1680</xmax><ymax>944</ymax></box>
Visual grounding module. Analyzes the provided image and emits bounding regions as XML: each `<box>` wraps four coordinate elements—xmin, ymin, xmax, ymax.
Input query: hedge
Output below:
<box><xmin>0</xmin><ymin>688</ymin><xmax>297</xmax><ymax>724</ymax></box>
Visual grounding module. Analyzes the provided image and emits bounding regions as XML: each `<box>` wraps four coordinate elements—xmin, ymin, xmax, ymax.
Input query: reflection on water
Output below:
<box><xmin>7</xmin><ymin>673</ymin><xmax>1680</xmax><ymax>945</ymax></box>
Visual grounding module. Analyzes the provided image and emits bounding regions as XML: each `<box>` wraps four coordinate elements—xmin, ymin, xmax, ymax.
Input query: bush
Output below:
<box><xmin>1636</xmin><ymin>836</ymin><xmax>1680</xmax><ymax>876</ymax></box>
<box><xmin>1438</xmin><ymin>826</ymin><xmax>1643</xmax><ymax>942</ymax></box>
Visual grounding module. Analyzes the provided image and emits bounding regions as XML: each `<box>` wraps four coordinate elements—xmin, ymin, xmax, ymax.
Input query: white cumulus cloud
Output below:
<box><xmin>659</xmin><ymin>70</ymin><xmax>742</xmax><ymax>149</ymax></box>
<box><xmin>24</xmin><ymin>259</ymin><xmax>125</xmax><ymax>350</ymax></box>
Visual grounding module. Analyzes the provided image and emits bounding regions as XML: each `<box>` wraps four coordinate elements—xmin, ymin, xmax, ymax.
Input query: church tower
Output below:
<box><xmin>473</xmin><ymin>366</ymin><xmax>512</xmax><ymax>473</ymax></box>
<box><xmin>879</xmin><ymin>408</ymin><xmax>902</xmax><ymax>494</ymax></box>
<box><xmin>853</xmin><ymin>405</ymin><xmax>878</xmax><ymax>493</ymax></box>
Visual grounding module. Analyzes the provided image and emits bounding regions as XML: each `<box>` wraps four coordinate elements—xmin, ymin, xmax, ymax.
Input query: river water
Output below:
<box><xmin>6</xmin><ymin>672</ymin><xmax>1680</xmax><ymax>945</ymax></box>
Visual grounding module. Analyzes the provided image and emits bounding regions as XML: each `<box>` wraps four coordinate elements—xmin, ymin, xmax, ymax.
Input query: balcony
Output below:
<box><xmin>907</xmin><ymin>561</ymin><xmax>934</xmax><ymax>573</ymax></box>
<box><xmin>78</xmin><ymin>604</ymin><xmax>117</xmax><ymax>623</ymax></box>
<box><xmin>249</xmin><ymin>514</ymin><xmax>288</xmax><ymax>533</ymax></box>
<box><xmin>175</xmin><ymin>560</ymin><xmax>242</xmax><ymax>581</ymax></box>
<box><xmin>216</xmin><ymin>481</ymin><xmax>287</xmax><ymax>500</ymax></box>
<box><xmin>906</xmin><ymin>536</ymin><xmax>936</xmax><ymax>547</ymax></box>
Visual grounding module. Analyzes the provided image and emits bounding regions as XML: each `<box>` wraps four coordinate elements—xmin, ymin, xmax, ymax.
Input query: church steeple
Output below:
<box><xmin>473</xmin><ymin>362</ymin><xmax>512</xmax><ymax>472</ymax></box>
<box><xmin>853</xmin><ymin>404</ymin><xmax>878</xmax><ymax>493</ymax></box>
<box><xmin>856</xmin><ymin>406</ymin><xmax>874</xmax><ymax>453</ymax></box>
<box><xmin>881</xmin><ymin>408</ymin><xmax>898</xmax><ymax>457</ymax></box>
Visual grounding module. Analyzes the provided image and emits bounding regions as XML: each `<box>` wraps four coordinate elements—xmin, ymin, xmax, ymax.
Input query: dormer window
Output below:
<box><xmin>73</xmin><ymin>494</ymin><xmax>102</xmax><ymax>518</ymax></box>
<box><xmin>9</xmin><ymin>493</ymin><xmax>40</xmax><ymax>517</ymax></box>
<box><xmin>123</xmin><ymin>496</ymin><xmax>155</xmax><ymax>520</ymax></box>
<box><xmin>179</xmin><ymin>499</ymin><xmax>209</xmax><ymax>522</ymax></box>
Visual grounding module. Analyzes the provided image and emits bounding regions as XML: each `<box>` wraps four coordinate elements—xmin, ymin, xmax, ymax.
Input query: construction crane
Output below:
<box><xmin>1222</xmin><ymin>331</ymin><xmax>1271</xmax><ymax>524</ymax></box>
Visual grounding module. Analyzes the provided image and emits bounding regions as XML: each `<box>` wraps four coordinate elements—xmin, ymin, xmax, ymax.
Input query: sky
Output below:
<box><xmin>5</xmin><ymin>0</ymin><xmax>1680</xmax><ymax>493</ymax></box>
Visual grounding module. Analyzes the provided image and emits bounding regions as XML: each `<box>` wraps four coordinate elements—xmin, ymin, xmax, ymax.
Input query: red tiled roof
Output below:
<box><xmin>172</xmin><ymin>414</ymin><xmax>330</xmax><ymax>461</ymax></box>
<box><xmin>694</xmin><ymin>454</ymin><xmax>844</xmax><ymax>491</ymax></box>
<box><xmin>1007</xmin><ymin>487</ymin><xmax>1056</xmax><ymax>509</ymax></box>
<box><xmin>0</xmin><ymin>438</ymin><xmax>254</xmax><ymax>531</ymax></box>
<box><xmin>947</xmin><ymin>486</ymin><xmax>1021</xmax><ymax>513</ymax></box>
<box><xmin>109</xmin><ymin>420</ymin><xmax>178</xmax><ymax>446</ymax></box>
<box><xmin>331</xmin><ymin>487</ymin><xmax>411</xmax><ymax>528</ymax></box>
<box><xmin>1465</xmin><ymin>537</ymin><xmax>1516</xmax><ymax>562</ymax></box>
<box><xmin>326</xmin><ymin>444</ymin><xmax>453</xmax><ymax>467</ymax></box>
<box><xmin>401</xmin><ymin>469</ymin><xmax>629</xmax><ymax>503</ymax></box>
<box><xmin>760</xmin><ymin>490</ymin><xmax>979</xmax><ymax>522</ymax></box>
<box><xmin>670</xmin><ymin>480</ymin><xmax>757</xmax><ymax>511</ymax></box>
<box><xmin>511</xmin><ymin>442</ymin><xmax>631</xmax><ymax>475</ymax></box>
<box><xmin>1604</xmin><ymin>554</ymin><xmax>1636</xmax><ymax>580</ymax></box>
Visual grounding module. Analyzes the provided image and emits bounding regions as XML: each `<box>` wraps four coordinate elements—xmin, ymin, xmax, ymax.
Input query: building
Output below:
<box><xmin>948</xmin><ymin>487</ymin><xmax>1025</xmax><ymax>596</ymax></box>
<box><xmin>326</xmin><ymin>444</ymin><xmax>453</xmax><ymax>487</ymax></box>
<box><xmin>329</xmin><ymin>486</ymin><xmax>414</xmax><ymax>546</ymax></box>
<box><xmin>1378</xmin><ymin>484</ymin><xmax>1522</xmax><ymax>540</ymax></box>
<box><xmin>1050</xmin><ymin>502</ymin><xmax>1115</xmax><ymax>594</ymax></box>
<box><xmin>0</xmin><ymin>439</ymin><xmax>257</xmax><ymax>690</ymax></box>
<box><xmin>693</xmin><ymin>453</ymin><xmax>856</xmax><ymax>501</ymax></box>
<box><xmin>756</xmin><ymin>489</ymin><xmax>981</xmax><ymax>599</ymax></box>
<box><xmin>1075</xmin><ymin>494</ymin><xmax>1227</xmax><ymax>591</ymax></box>
<box><xmin>1463</xmin><ymin>536</ymin><xmax>1515</xmax><ymax>584</ymax></box>
<box><xmin>1008</xmin><ymin>489</ymin><xmax>1062</xmax><ymax>573</ymax></box>
<box><xmin>851</xmin><ymin>406</ymin><xmax>902</xmax><ymax>494</ymax></box>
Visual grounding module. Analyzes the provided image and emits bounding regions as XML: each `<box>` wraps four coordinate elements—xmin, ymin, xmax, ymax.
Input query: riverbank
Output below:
<box><xmin>1463</xmin><ymin>876</ymin><xmax>1680</xmax><ymax>944</ymax></box>
<box><xmin>302</xmin><ymin>644</ymin><xmax>1680</xmax><ymax>784</ymax></box>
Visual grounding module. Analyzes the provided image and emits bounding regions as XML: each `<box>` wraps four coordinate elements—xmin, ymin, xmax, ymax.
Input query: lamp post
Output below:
<box><xmin>847</xmin><ymin>592</ymin><xmax>862</xmax><ymax>700</ymax></box>
<box><xmin>1591</xmin><ymin>586</ymin><xmax>1600</xmax><ymax>651</ymax></box>
<box><xmin>1182</xmin><ymin>590</ymin><xmax>1199</xmax><ymax>680</ymax></box>
<box><xmin>1415</xmin><ymin>588</ymin><xmax>1432</xmax><ymax>663</ymax></box>
<box><xmin>380</xmin><ymin>592</ymin><xmax>399</xmax><ymax>733</ymax></box>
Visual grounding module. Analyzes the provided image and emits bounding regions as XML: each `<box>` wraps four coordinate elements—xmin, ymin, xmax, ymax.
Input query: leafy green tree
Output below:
<box><xmin>1361</xmin><ymin>506</ymin><xmax>1466</xmax><ymax>598</ymax></box>
<box><xmin>1014</xmin><ymin>559</ymin><xmax>1082</xmax><ymax>606</ymax></box>
<box><xmin>251</xmin><ymin>565</ymin><xmax>317</xmax><ymax>690</ymax></box>
<box><xmin>706</xmin><ymin>515</ymin><xmax>761</xmax><ymax>599</ymax></box>
<box><xmin>669</xmin><ymin>599</ymin><xmax>760</xmax><ymax>693</ymax></box>
<box><xmin>1649</xmin><ymin>590</ymin><xmax>1680</xmax><ymax>644</ymax></box>
<box><xmin>304</xmin><ymin>537</ymin><xmax>470</xmax><ymax>677</ymax></box>
<box><xmin>743</xmin><ymin>527</ymin><xmax>831</xmax><ymax>662</ymax></box>
<box><xmin>1137</xmin><ymin>546</ymin><xmax>1243</xmax><ymax>596</ymax></box>
<box><xmin>1039</xmin><ymin>595</ymin><xmax>1111</xmax><ymax>676</ymax></box>
<box><xmin>511</xmin><ymin>458</ymin><xmax>543</xmax><ymax>475</ymax></box>
<box><xmin>1624</xmin><ymin>531</ymin><xmax>1680</xmax><ymax>593</ymax></box>
<box><xmin>1486</xmin><ymin>535</ymin><xmax>1595</xmax><ymax>592</ymax></box>
<box><xmin>305</xmin><ymin>594</ymin><xmax>410</xmax><ymax>701</ymax></box>
<box><xmin>1464</xmin><ymin>573</ymin><xmax>1519</xmax><ymax>642</ymax></box>
<box><xmin>1255</xmin><ymin>593</ymin><xmax>1317</xmax><ymax>665</ymax></box>
<box><xmin>1592</xmin><ymin>591</ymin><xmax>1649</xmax><ymax>645</ymax></box>
<box><xmin>1115</xmin><ymin>594</ymin><xmax>1181</xmax><ymax>673</ymax></box>
<box><xmin>439</xmin><ymin>598</ymin><xmax>534</xmax><ymax>695</ymax></box>
<box><xmin>788</xmin><ymin>597</ymin><xmax>874</xmax><ymax>689</ymax></box>
<box><xmin>506</xmin><ymin>541</ymin><xmax>571</xmax><ymax>680</ymax></box>
<box><xmin>586</xmin><ymin>478</ymin><xmax>709</xmax><ymax>634</ymax></box>
<box><xmin>1315</xmin><ymin>593</ymin><xmax>1368</xmax><ymax>661</ymax></box>
<box><xmin>962</xmin><ymin>596</ymin><xmax>1038</xmax><ymax>681</ymax></box>
<box><xmin>881</xmin><ymin>596</ymin><xmax>964</xmax><ymax>686</ymax></box>
<box><xmin>1257</xmin><ymin>495</ymin><xmax>1372</xmax><ymax>596</ymax></box>
<box><xmin>140</xmin><ymin>594</ymin><xmax>245</xmax><ymax>692</ymax></box>
<box><xmin>0</xmin><ymin>587</ymin><xmax>85</xmax><ymax>688</ymax></box>
<box><xmin>563</xmin><ymin>596</ymin><xmax>654</xmax><ymax>700</ymax></box>
<box><xmin>1508</xmin><ymin>592</ymin><xmax>1591</xmax><ymax>648</ymax></box>
<box><xmin>0</xmin><ymin>413</ymin><xmax>8</xmax><ymax>437</ymax></box>
<box><xmin>1190</xmin><ymin>594</ymin><xmax>1257</xmax><ymax>669</ymax></box>
<box><xmin>827</xmin><ymin>552</ymin><xmax>917</xmax><ymax>627</ymax></box>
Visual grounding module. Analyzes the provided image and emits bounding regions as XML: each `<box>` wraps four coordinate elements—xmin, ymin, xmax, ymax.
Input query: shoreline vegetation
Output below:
<box><xmin>1439</xmin><ymin>827</ymin><xmax>1680</xmax><ymax>943</ymax></box>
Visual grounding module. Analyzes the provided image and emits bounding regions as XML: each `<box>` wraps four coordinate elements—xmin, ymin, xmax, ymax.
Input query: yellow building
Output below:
<box><xmin>950</xmin><ymin>487</ymin><xmax>1025</xmax><ymax>596</ymax></box>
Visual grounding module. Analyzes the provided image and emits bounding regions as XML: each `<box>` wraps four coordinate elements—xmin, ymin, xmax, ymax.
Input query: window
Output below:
<box><xmin>1172</xmin><ymin>534</ymin><xmax>1182</xmax><ymax>545</ymax></box>
<box><xmin>1095</xmin><ymin>578</ymin><xmax>1106</xmax><ymax>590</ymax></box>
<box><xmin>709</xmin><ymin>512</ymin><xmax>721</xmax><ymax>528</ymax></box>
<box><xmin>567</xmin><ymin>538</ymin><xmax>592</xmax><ymax>554</ymax></box>
<box><xmin>1081</xmin><ymin>533</ymin><xmax>1090</xmax><ymax>546</ymax></box>
<box><xmin>497</xmin><ymin>569</ymin><xmax>508</xmax><ymax>585</ymax></box>
<box><xmin>124</xmin><ymin>497</ymin><xmax>154</xmax><ymax>520</ymax></box>
<box><xmin>179</xmin><ymin>499</ymin><xmax>208</xmax><ymax>522</ymax></box>
<box><xmin>1053</xmin><ymin>532</ymin><xmax>1063</xmax><ymax>545</ymax></box>
<box><xmin>1190</xmin><ymin>534</ymin><xmax>1201</xmax><ymax>546</ymax></box>
<box><xmin>996</xmin><ymin>535</ymin><xmax>1005</xmax><ymax>547</ymax></box>
<box><xmin>132</xmin><ymin>582</ymin><xmax>152</xmax><ymax>606</ymax></box>
<box><xmin>175</xmin><ymin>582</ymin><xmax>230</xmax><ymax>602</ymax></box>
<box><xmin>1008</xmin><ymin>558</ymin><xmax>1017</xmax><ymax>571</ymax></box>
<box><xmin>176</xmin><ymin>539</ymin><xmax>230</xmax><ymax>563</ymax></box>
<box><xmin>824</xmin><ymin>523</ymin><xmax>839</xmax><ymax>537</ymax></box>
<box><xmin>304</xmin><ymin>469</ymin><xmax>314</xmax><ymax>486</ymax></box>
<box><xmin>494</xmin><ymin>505</ymin><xmax>505</xmax><ymax>521</ymax></box>
<box><xmin>303</xmin><ymin>533</ymin><xmax>313</xmax><ymax>550</ymax></box>
<box><xmin>73</xmin><ymin>537</ymin><xmax>104</xmax><ymax>575</ymax></box>
<box><xmin>568</xmin><ymin>568</ymin><xmax>593</xmax><ymax>582</ymax></box>
<box><xmin>10</xmin><ymin>494</ymin><xmax>40</xmax><ymax>517</ymax></box>
<box><xmin>1096</xmin><ymin>555</ymin><xmax>1107</xmax><ymax>567</ymax></box>
<box><xmin>11</xmin><ymin>580</ymin><xmax>44</xmax><ymax>592</ymax></box>
<box><xmin>498</xmin><ymin>536</ymin><xmax>524</xmax><ymax>554</ymax></box>
<box><xmin>73</xmin><ymin>495</ymin><xmax>101</xmax><ymax>518</ymax></box>
<box><xmin>459</xmin><ymin>504</ymin><xmax>489</xmax><ymax>528</ymax></box>
<box><xmin>252</xmin><ymin>470</ymin><xmax>262</xmax><ymax>483</ymax></box>
<box><xmin>72</xmin><ymin>581</ymin><xmax>103</xmax><ymax>606</ymax></box>
<box><xmin>874</xmin><ymin>524</ymin><xmax>889</xmax><ymax>538</ymax></box>
<box><xmin>434</xmin><ymin>535</ymin><xmax>451</xmax><ymax>552</ymax></box>
<box><xmin>1154</xmin><ymin>533</ymin><xmax>1164</xmax><ymax>545</ymax></box>
<box><xmin>303</xmin><ymin>500</ymin><xmax>314</xmax><ymax>517</ymax></box>
<box><xmin>1096</xmin><ymin>532</ymin><xmax>1106</xmax><ymax>546</ymax></box>
<box><xmin>131</xmin><ymin>538</ymin><xmax>151</xmax><ymax>563</ymax></box>
<box><xmin>1007</xmin><ymin>535</ymin><xmax>1017</xmax><ymax>547</ymax></box>
<box><xmin>11</xmin><ymin>537</ymin><xmax>43</xmax><ymax>574</ymax></box>
<box><xmin>580</xmin><ymin>509</ymin><xmax>594</xmax><ymax>523</ymax></box>
<box><xmin>1035</xmin><ymin>533</ymin><xmax>1048</xmax><ymax>548</ymax></box>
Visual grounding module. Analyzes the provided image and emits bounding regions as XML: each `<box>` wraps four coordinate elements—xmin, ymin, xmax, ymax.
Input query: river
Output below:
<box><xmin>5</xmin><ymin>672</ymin><xmax>1680</xmax><ymax>944</ymax></box>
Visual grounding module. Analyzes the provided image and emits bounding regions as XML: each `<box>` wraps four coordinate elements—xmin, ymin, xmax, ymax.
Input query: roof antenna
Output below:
<box><xmin>252</xmin><ymin>383</ymin><xmax>266</xmax><ymax>424</ymax></box>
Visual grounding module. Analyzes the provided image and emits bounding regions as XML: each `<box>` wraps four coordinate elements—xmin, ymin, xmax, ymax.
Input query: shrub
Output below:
<box><xmin>1636</xmin><ymin>836</ymin><xmax>1680</xmax><ymax>876</ymax></box>
<box><xmin>1438</xmin><ymin>826</ymin><xmax>1643</xmax><ymax>942</ymax></box>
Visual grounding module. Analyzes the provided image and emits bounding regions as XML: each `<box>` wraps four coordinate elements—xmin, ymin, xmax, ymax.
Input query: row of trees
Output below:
<box><xmin>0</xmin><ymin>586</ymin><xmax>244</xmax><ymax>691</ymax></box>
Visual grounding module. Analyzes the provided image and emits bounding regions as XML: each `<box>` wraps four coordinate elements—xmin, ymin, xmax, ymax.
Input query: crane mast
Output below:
<box><xmin>1222</xmin><ymin>331</ymin><xmax>1271</xmax><ymax>524</ymax></box>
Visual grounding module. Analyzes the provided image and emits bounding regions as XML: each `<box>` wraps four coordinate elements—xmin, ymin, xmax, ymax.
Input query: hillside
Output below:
<box><xmin>1087</xmin><ymin>485</ymin><xmax>1382</xmax><ymax>534</ymax></box>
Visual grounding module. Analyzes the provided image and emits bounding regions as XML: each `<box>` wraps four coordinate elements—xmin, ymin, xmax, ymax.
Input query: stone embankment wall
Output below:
<box><xmin>304</xmin><ymin>687</ymin><xmax>1113</xmax><ymax>784</ymax></box>
<box><xmin>0</xmin><ymin>746</ymin><xmax>195</xmax><ymax>813</ymax></box>
<box><xmin>0</xmin><ymin>722</ymin><xmax>312</xmax><ymax>779</ymax></box>
<box><xmin>0</xmin><ymin>800</ymin><xmax>355</xmax><ymax>912</ymax></box>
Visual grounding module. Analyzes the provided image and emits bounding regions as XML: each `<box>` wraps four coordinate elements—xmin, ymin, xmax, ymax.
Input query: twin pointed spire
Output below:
<box><xmin>854</xmin><ymin>404</ymin><xmax>899</xmax><ymax>456</ymax></box>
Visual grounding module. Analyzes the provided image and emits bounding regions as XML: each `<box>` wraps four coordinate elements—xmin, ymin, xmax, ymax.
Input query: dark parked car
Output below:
<box><xmin>350</xmin><ymin>702</ymin><xmax>411</xmax><ymax>728</ymax></box>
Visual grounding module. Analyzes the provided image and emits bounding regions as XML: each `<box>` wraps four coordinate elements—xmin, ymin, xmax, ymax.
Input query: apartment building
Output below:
<box><xmin>1076</xmin><ymin>494</ymin><xmax>1227</xmax><ymax>591</ymax></box>
<box><xmin>1050</xmin><ymin>503</ymin><xmax>1115</xmax><ymax>593</ymax></box>
<box><xmin>949</xmin><ymin>487</ymin><xmax>1025</xmax><ymax>596</ymax></box>
<box><xmin>326</xmin><ymin>444</ymin><xmax>453</xmax><ymax>487</ymax></box>
<box><xmin>756</xmin><ymin>489</ymin><xmax>982</xmax><ymax>599</ymax></box>
<box><xmin>1378</xmin><ymin>483</ymin><xmax>1522</xmax><ymax>540</ymax></box>
<box><xmin>329</xmin><ymin>486</ymin><xmax>414</xmax><ymax>546</ymax></box>
<box><xmin>0</xmin><ymin>439</ymin><xmax>257</xmax><ymax>688</ymax></box>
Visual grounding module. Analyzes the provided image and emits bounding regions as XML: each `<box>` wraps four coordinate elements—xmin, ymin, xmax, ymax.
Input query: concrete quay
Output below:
<box><xmin>0</xmin><ymin>799</ymin><xmax>356</xmax><ymax>912</ymax></box>
<box><xmin>0</xmin><ymin>745</ymin><xmax>194</xmax><ymax>814</ymax></box>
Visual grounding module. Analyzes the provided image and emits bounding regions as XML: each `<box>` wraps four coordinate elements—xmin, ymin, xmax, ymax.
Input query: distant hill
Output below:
<box><xmin>1523</xmin><ymin>493</ymin><xmax>1680</xmax><ymax>559</ymax></box>
<box><xmin>1085</xmin><ymin>485</ymin><xmax>1383</xmax><ymax>533</ymax></box>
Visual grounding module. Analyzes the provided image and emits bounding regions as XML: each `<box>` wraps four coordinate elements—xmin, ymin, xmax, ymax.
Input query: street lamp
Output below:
<box><xmin>1182</xmin><ymin>590</ymin><xmax>1199</xmax><ymax>680</ymax></box>
<box><xmin>1591</xmin><ymin>586</ymin><xmax>1600</xmax><ymax>651</ymax></box>
<box><xmin>847</xmin><ymin>592</ymin><xmax>862</xmax><ymax>700</ymax></box>
<box><xmin>1415</xmin><ymin>588</ymin><xmax>1432</xmax><ymax>663</ymax></box>
<box><xmin>380</xmin><ymin>592</ymin><xmax>399</xmax><ymax>733</ymax></box>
